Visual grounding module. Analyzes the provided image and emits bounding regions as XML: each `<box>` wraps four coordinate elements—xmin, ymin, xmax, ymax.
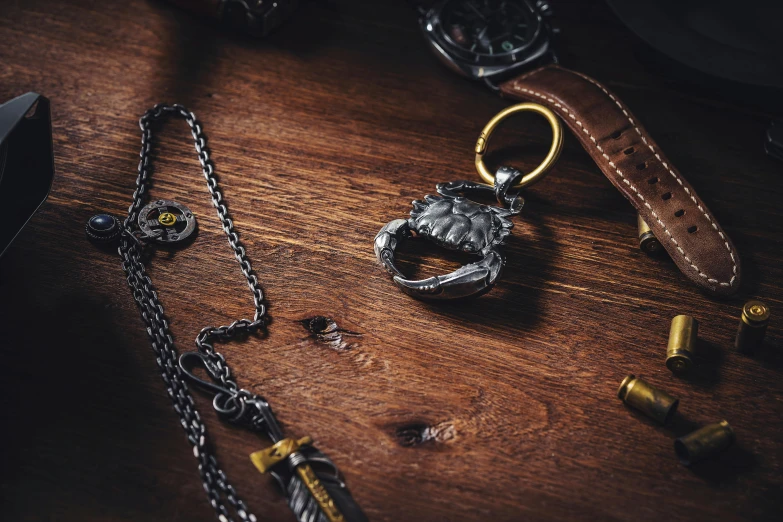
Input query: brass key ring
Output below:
<box><xmin>475</xmin><ymin>103</ymin><xmax>563</xmax><ymax>188</ymax></box>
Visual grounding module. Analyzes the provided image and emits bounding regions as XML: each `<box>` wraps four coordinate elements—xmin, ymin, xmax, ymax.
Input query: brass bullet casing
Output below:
<box><xmin>735</xmin><ymin>300</ymin><xmax>770</xmax><ymax>354</ymax></box>
<box><xmin>637</xmin><ymin>214</ymin><xmax>662</xmax><ymax>254</ymax></box>
<box><xmin>666</xmin><ymin>315</ymin><xmax>699</xmax><ymax>375</ymax></box>
<box><xmin>618</xmin><ymin>375</ymin><xmax>679</xmax><ymax>425</ymax></box>
<box><xmin>675</xmin><ymin>420</ymin><xmax>735</xmax><ymax>466</ymax></box>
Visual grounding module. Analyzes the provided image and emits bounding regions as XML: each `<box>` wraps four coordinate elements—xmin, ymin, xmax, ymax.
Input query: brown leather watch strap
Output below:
<box><xmin>499</xmin><ymin>65</ymin><xmax>740</xmax><ymax>296</ymax></box>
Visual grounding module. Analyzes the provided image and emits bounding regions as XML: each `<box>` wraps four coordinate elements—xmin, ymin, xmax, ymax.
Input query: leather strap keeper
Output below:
<box><xmin>500</xmin><ymin>65</ymin><xmax>740</xmax><ymax>296</ymax></box>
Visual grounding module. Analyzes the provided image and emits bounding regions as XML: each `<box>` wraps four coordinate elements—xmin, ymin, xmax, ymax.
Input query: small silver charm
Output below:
<box><xmin>138</xmin><ymin>199</ymin><xmax>197</xmax><ymax>243</ymax></box>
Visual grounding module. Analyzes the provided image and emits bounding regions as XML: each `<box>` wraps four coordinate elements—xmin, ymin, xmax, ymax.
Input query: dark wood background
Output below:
<box><xmin>1</xmin><ymin>1</ymin><xmax>781</xmax><ymax>521</ymax></box>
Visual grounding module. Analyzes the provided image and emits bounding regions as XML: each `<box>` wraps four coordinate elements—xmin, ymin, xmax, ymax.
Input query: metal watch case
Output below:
<box><xmin>420</xmin><ymin>0</ymin><xmax>554</xmax><ymax>80</ymax></box>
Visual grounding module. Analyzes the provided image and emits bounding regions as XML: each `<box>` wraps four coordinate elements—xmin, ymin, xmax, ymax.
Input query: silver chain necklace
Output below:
<box><xmin>87</xmin><ymin>104</ymin><xmax>366</xmax><ymax>522</ymax></box>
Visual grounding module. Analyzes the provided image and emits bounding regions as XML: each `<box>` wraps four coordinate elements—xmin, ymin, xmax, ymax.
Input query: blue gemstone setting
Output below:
<box><xmin>89</xmin><ymin>214</ymin><xmax>116</xmax><ymax>232</ymax></box>
<box><xmin>86</xmin><ymin>213</ymin><xmax>120</xmax><ymax>242</ymax></box>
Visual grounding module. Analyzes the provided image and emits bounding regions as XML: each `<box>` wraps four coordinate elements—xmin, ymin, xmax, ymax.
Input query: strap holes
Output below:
<box><xmin>623</xmin><ymin>147</ymin><xmax>635</xmax><ymax>155</ymax></box>
<box><xmin>688</xmin><ymin>225</ymin><xmax>698</xmax><ymax>233</ymax></box>
<box><xmin>675</xmin><ymin>209</ymin><xmax>685</xmax><ymax>217</ymax></box>
<box><xmin>647</xmin><ymin>177</ymin><xmax>659</xmax><ymax>184</ymax></box>
<box><xmin>610</xmin><ymin>130</ymin><xmax>622</xmax><ymax>140</ymax></box>
<box><xmin>636</xmin><ymin>162</ymin><xmax>647</xmax><ymax>170</ymax></box>
<box><xmin>661</xmin><ymin>192</ymin><xmax>672</xmax><ymax>201</ymax></box>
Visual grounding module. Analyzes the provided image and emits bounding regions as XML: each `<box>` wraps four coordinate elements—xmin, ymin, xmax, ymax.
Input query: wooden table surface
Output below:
<box><xmin>1</xmin><ymin>1</ymin><xmax>781</xmax><ymax>521</ymax></box>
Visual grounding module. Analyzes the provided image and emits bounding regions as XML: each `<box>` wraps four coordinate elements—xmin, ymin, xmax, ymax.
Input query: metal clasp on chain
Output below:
<box><xmin>179</xmin><ymin>351</ymin><xmax>250</xmax><ymax>420</ymax></box>
<box><xmin>121</xmin><ymin>226</ymin><xmax>155</xmax><ymax>249</ymax></box>
<box><xmin>178</xmin><ymin>351</ymin><xmax>283</xmax><ymax>439</ymax></box>
<box><xmin>179</xmin><ymin>351</ymin><xmax>231</xmax><ymax>397</ymax></box>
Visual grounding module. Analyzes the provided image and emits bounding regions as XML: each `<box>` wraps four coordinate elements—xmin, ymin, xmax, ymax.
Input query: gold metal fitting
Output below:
<box><xmin>618</xmin><ymin>375</ymin><xmax>679</xmax><ymax>425</ymax></box>
<box><xmin>295</xmin><ymin>463</ymin><xmax>345</xmax><ymax>522</ymax></box>
<box><xmin>666</xmin><ymin>315</ymin><xmax>698</xmax><ymax>375</ymax></box>
<box><xmin>735</xmin><ymin>300</ymin><xmax>770</xmax><ymax>354</ymax></box>
<box><xmin>675</xmin><ymin>420</ymin><xmax>735</xmax><ymax>466</ymax></box>
<box><xmin>474</xmin><ymin>103</ymin><xmax>563</xmax><ymax>189</ymax></box>
<box><xmin>637</xmin><ymin>214</ymin><xmax>662</xmax><ymax>254</ymax></box>
<box><xmin>250</xmin><ymin>437</ymin><xmax>346</xmax><ymax>522</ymax></box>
<box><xmin>250</xmin><ymin>436</ymin><xmax>313</xmax><ymax>473</ymax></box>
<box><xmin>158</xmin><ymin>211</ymin><xmax>177</xmax><ymax>226</ymax></box>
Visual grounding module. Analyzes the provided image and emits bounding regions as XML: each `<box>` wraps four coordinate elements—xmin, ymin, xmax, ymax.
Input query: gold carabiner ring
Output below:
<box><xmin>475</xmin><ymin>103</ymin><xmax>563</xmax><ymax>189</ymax></box>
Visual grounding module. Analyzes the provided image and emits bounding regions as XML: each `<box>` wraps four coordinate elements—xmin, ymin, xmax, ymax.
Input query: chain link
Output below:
<box><xmin>118</xmin><ymin>104</ymin><xmax>269</xmax><ymax>522</ymax></box>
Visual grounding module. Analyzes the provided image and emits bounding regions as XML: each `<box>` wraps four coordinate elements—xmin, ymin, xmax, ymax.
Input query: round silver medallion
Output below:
<box><xmin>138</xmin><ymin>199</ymin><xmax>197</xmax><ymax>244</ymax></box>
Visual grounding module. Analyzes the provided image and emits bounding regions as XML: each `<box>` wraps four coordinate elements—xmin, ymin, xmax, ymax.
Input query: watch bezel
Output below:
<box><xmin>420</xmin><ymin>0</ymin><xmax>553</xmax><ymax>80</ymax></box>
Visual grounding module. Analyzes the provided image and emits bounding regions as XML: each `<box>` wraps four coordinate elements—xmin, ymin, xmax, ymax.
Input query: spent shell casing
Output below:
<box><xmin>637</xmin><ymin>214</ymin><xmax>662</xmax><ymax>254</ymax></box>
<box><xmin>675</xmin><ymin>420</ymin><xmax>735</xmax><ymax>466</ymax></box>
<box><xmin>666</xmin><ymin>315</ymin><xmax>698</xmax><ymax>375</ymax></box>
<box><xmin>617</xmin><ymin>375</ymin><xmax>679</xmax><ymax>425</ymax></box>
<box><xmin>735</xmin><ymin>300</ymin><xmax>770</xmax><ymax>354</ymax></box>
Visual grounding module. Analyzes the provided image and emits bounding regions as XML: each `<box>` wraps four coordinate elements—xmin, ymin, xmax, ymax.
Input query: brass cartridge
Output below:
<box><xmin>735</xmin><ymin>300</ymin><xmax>770</xmax><ymax>354</ymax></box>
<box><xmin>637</xmin><ymin>214</ymin><xmax>662</xmax><ymax>254</ymax></box>
<box><xmin>617</xmin><ymin>375</ymin><xmax>679</xmax><ymax>425</ymax></box>
<box><xmin>675</xmin><ymin>420</ymin><xmax>735</xmax><ymax>466</ymax></box>
<box><xmin>666</xmin><ymin>315</ymin><xmax>698</xmax><ymax>375</ymax></box>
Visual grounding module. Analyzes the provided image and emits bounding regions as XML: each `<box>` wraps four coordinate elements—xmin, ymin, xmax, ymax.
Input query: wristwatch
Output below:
<box><xmin>416</xmin><ymin>0</ymin><xmax>740</xmax><ymax>296</ymax></box>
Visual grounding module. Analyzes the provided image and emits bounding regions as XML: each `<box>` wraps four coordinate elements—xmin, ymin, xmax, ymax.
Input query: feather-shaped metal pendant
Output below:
<box><xmin>251</xmin><ymin>439</ymin><xmax>368</xmax><ymax>522</ymax></box>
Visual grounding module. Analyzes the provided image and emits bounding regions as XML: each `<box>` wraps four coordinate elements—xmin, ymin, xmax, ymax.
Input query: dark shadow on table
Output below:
<box><xmin>149</xmin><ymin>0</ymin><xmax>338</xmax><ymax>104</ymax></box>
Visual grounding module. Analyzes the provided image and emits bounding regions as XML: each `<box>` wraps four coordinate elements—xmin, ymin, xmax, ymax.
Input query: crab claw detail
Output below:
<box><xmin>392</xmin><ymin>249</ymin><xmax>505</xmax><ymax>300</ymax></box>
<box><xmin>374</xmin><ymin>219</ymin><xmax>410</xmax><ymax>279</ymax></box>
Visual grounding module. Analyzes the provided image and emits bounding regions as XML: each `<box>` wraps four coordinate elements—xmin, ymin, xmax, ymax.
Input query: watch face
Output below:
<box><xmin>440</xmin><ymin>0</ymin><xmax>540</xmax><ymax>58</ymax></box>
<box><xmin>422</xmin><ymin>0</ymin><xmax>551</xmax><ymax>80</ymax></box>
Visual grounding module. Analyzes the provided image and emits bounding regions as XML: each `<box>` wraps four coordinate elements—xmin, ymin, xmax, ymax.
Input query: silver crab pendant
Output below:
<box><xmin>374</xmin><ymin>166</ymin><xmax>525</xmax><ymax>300</ymax></box>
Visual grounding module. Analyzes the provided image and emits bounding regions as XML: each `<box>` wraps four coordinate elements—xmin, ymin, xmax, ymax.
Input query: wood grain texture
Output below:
<box><xmin>0</xmin><ymin>1</ymin><xmax>781</xmax><ymax>521</ymax></box>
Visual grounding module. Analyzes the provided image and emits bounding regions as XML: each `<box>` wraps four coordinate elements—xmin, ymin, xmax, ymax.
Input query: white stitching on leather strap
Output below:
<box><xmin>567</xmin><ymin>70</ymin><xmax>736</xmax><ymax>287</ymax></box>
<box><xmin>511</xmin><ymin>80</ymin><xmax>736</xmax><ymax>287</ymax></box>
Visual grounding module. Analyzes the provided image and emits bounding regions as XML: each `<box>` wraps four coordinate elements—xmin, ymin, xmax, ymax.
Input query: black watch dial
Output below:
<box><xmin>422</xmin><ymin>0</ymin><xmax>552</xmax><ymax>80</ymax></box>
<box><xmin>441</xmin><ymin>0</ymin><xmax>540</xmax><ymax>58</ymax></box>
